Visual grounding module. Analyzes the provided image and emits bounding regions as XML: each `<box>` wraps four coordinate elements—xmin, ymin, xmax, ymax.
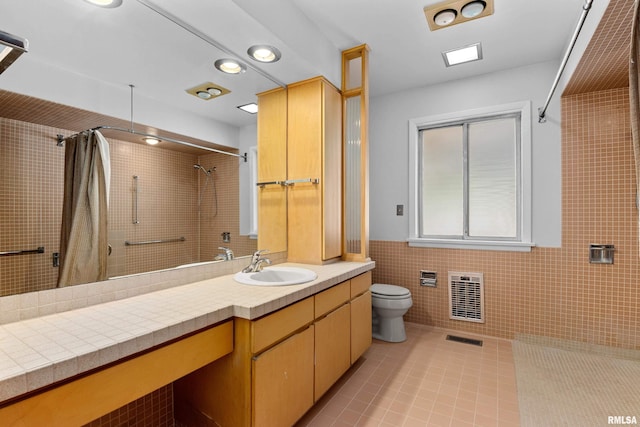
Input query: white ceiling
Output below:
<box><xmin>0</xmin><ymin>0</ymin><xmax>590</xmax><ymax>128</ymax></box>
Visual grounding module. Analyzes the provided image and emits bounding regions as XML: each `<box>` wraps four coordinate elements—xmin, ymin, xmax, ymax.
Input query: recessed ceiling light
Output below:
<box><xmin>247</xmin><ymin>45</ymin><xmax>281</xmax><ymax>63</ymax></box>
<box><xmin>214</xmin><ymin>58</ymin><xmax>246</xmax><ymax>74</ymax></box>
<box><xmin>84</xmin><ymin>0</ymin><xmax>123</xmax><ymax>8</ymax></box>
<box><xmin>237</xmin><ymin>103</ymin><xmax>258</xmax><ymax>114</ymax></box>
<box><xmin>461</xmin><ymin>1</ymin><xmax>486</xmax><ymax>18</ymax></box>
<box><xmin>143</xmin><ymin>137</ymin><xmax>160</xmax><ymax>145</ymax></box>
<box><xmin>207</xmin><ymin>87</ymin><xmax>222</xmax><ymax>96</ymax></box>
<box><xmin>434</xmin><ymin>9</ymin><xmax>457</xmax><ymax>26</ymax></box>
<box><xmin>442</xmin><ymin>43</ymin><xmax>482</xmax><ymax>67</ymax></box>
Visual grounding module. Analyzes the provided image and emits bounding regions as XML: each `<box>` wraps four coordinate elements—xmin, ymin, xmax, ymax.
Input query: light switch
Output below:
<box><xmin>396</xmin><ymin>205</ymin><xmax>404</xmax><ymax>216</ymax></box>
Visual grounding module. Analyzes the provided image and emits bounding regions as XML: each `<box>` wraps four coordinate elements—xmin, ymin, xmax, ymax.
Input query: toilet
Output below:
<box><xmin>371</xmin><ymin>284</ymin><xmax>413</xmax><ymax>342</ymax></box>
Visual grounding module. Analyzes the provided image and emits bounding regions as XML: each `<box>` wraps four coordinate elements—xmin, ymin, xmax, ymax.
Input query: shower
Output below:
<box><xmin>194</xmin><ymin>164</ymin><xmax>218</xmax><ymax>216</ymax></box>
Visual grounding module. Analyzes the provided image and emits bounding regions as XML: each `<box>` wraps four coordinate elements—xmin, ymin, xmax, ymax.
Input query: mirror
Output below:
<box><xmin>0</xmin><ymin>0</ymin><xmax>290</xmax><ymax>297</ymax></box>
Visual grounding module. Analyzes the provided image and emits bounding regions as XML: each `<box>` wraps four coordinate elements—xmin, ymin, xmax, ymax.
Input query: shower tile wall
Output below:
<box><xmin>0</xmin><ymin>118</ymin><xmax>64</xmax><ymax>296</ymax></box>
<box><xmin>0</xmin><ymin>117</ymin><xmax>254</xmax><ymax>296</ymax></box>
<box><xmin>197</xmin><ymin>151</ymin><xmax>256</xmax><ymax>261</ymax></box>
<box><xmin>371</xmin><ymin>87</ymin><xmax>640</xmax><ymax>350</ymax></box>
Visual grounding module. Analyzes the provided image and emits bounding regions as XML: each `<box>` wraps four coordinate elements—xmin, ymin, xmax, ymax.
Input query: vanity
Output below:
<box><xmin>0</xmin><ymin>260</ymin><xmax>374</xmax><ymax>426</ymax></box>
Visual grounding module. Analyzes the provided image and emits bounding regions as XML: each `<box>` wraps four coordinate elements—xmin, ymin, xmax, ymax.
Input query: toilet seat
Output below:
<box><xmin>371</xmin><ymin>284</ymin><xmax>411</xmax><ymax>300</ymax></box>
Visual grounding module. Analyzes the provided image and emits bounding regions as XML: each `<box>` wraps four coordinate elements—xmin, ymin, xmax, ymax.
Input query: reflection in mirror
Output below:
<box><xmin>0</xmin><ymin>98</ymin><xmax>257</xmax><ymax>297</ymax></box>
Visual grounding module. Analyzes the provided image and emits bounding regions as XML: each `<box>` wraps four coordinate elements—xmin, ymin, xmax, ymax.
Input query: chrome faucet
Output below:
<box><xmin>242</xmin><ymin>250</ymin><xmax>271</xmax><ymax>273</ymax></box>
<box><xmin>218</xmin><ymin>246</ymin><xmax>234</xmax><ymax>260</ymax></box>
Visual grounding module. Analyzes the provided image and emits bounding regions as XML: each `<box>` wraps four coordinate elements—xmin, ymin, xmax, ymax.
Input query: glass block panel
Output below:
<box><xmin>345</xmin><ymin>96</ymin><xmax>361</xmax><ymax>253</ymax></box>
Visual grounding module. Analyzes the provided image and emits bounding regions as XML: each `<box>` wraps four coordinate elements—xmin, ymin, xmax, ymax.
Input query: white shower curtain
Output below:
<box><xmin>58</xmin><ymin>130</ymin><xmax>110</xmax><ymax>287</ymax></box>
<box><xmin>630</xmin><ymin>0</ymin><xmax>640</xmax><ymax>250</ymax></box>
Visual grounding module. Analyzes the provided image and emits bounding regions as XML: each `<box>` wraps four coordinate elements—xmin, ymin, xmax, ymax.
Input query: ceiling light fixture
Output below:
<box><xmin>247</xmin><ymin>45</ymin><xmax>281</xmax><ymax>63</ymax></box>
<box><xmin>143</xmin><ymin>137</ymin><xmax>160</xmax><ymax>145</ymax></box>
<box><xmin>461</xmin><ymin>1</ymin><xmax>486</xmax><ymax>18</ymax></box>
<box><xmin>84</xmin><ymin>0</ymin><xmax>123</xmax><ymax>8</ymax></box>
<box><xmin>0</xmin><ymin>29</ymin><xmax>28</xmax><ymax>75</ymax></box>
<box><xmin>186</xmin><ymin>82</ymin><xmax>230</xmax><ymax>101</ymax></box>
<box><xmin>424</xmin><ymin>0</ymin><xmax>493</xmax><ymax>31</ymax></box>
<box><xmin>237</xmin><ymin>103</ymin><xmax>258</xmax><ymax>114</ymax></box>
<box><xmin>434</xmin><ymin>9</ymin><xmax>457</xmax><ymax>26</ymax></box>
<box><xmin>442</xmin><ymin>43</ymin><xmax>482</xmax><ymax>67</ymax></box>
<box><xmin>214</xmin><ymin>58</ymin><xmax>246</xmax><ymax>74</ymax></box>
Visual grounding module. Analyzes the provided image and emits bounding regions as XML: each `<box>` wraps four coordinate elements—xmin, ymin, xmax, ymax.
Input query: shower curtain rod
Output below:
<box><xmin>57</xmin><ymin>125</ymin><xmax>247</xmax><ymax>162</ymax></box>
<box><xmin>538</xmin><ymin>0</ymin><xmax>593</xmax><ymax>123</ymax></box>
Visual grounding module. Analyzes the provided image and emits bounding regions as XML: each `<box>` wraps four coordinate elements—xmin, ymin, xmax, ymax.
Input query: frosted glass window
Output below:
<box><xmin>419</xmin><ymin>114</ymin><xmax>520</xmax><ymax>241</ymax></box>
<box><xmin>421</xmin><ymin>126</ymin><xmax>463</xmax><ymax>236</ymax></box>
<box><xmin>468</xmin><ymin>119</ymin><xmax>517</xmax><ymax>238</ymax></box>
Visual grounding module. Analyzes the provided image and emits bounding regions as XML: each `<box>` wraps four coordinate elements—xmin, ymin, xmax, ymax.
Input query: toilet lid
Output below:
<box><xmin>371</xmin><ymin>284</ymin><xmax>411</xmax><ymax>297</ymax></box>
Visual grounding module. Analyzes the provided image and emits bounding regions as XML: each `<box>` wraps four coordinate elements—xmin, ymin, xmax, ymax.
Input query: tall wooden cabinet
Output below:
<box><xmin>287</xmin><ymin>77</ymin><xmax>342</xmax><ymax>263</ymax></box>
<box><xmin>257</xmin><ymin>87</ymin><xmax>288</xmax><ymax>253</ymax></box>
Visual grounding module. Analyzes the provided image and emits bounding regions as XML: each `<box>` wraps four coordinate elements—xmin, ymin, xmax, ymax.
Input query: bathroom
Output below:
<box><xmin>1</xmin><ymin>0</ymin><xmax>639</xmax><ymax>425</ymax></box>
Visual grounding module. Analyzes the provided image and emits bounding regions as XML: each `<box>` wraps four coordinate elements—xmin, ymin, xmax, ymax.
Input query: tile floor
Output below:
<box><xmin>297</xmin><ymin>323</ymin><xmax>520</xmax><ymax>427</ymax></box>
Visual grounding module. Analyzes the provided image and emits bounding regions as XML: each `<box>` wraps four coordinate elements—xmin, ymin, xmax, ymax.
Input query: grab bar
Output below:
<box><xmin>256</xmin><ymin>178</ymin><xmax>320</xmax><ymax>188</ymax></box>
<box><xmin>0</xmin><ymin>246</ymin><xmax>45</xmax><ymax>257</ymax></box>
<box><xmin>284</xmin><ymin>178</ymin><xmax>320</xmax><ymax>186</ymax></box>
<box><xmin>125</xmin><ymin>237</ymin><xmax>185</xmax><ymax>246</ymax></box>
<box><xmin>256</xmin><ymin>180</ymin><xmax>284</xmax><ymax>188</ymax></box>
<box><xmin>132</xmin><ymin>175</ymin><xmax>140</xmax><ymax>224</ymax></box>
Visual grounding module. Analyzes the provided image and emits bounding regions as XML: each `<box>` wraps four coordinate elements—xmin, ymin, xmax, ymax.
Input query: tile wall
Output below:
<box><xmin>371</xmin><ymin>87</ymin><xmax>640</xmax><ymax>350</ymax></box>
<box><xmin>0</xmin><ymin>117</ymin><xmax>255</xmax><ymax>297</ymax></box>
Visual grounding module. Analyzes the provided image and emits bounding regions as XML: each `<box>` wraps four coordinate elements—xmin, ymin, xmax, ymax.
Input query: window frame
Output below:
<box><xmin>408</xmin><ymin>101</ymin><xmax>534</xmax><ymax>252</ymax></box>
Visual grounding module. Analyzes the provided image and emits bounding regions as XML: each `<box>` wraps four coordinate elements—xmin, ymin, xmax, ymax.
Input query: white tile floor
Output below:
<box><xmin>297</xmin><ymin>323</ymin><xmax>520</xmax><ymax>427</ymax></box>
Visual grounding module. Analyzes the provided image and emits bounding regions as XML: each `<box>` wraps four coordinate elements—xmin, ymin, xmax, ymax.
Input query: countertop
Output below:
<box><xmin>0</xmin><ymin>261</ymin><xmax>374</xmax><ymax>403</ymax></box>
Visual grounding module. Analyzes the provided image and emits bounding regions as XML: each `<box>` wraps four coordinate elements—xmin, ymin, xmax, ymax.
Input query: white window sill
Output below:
<box><xmin>408</xmin><ymin>238</ymin><xmax>535</xmax><ymax>252</ymax></box>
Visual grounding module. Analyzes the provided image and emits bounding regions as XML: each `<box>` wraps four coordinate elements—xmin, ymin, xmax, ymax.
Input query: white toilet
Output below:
<box><xmin>371</xmin><ymin>284</ymin><xmax>413</xmax><ymax>342</ymax></box>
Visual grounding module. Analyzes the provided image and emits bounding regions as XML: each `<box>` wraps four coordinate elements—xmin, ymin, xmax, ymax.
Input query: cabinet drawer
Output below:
<box><xmin>251</xmin><ymin>297</ymin><xmax>314</xmax><ymax>354</ymax></box>
<box><xmin>351</xmin><ymin>271</ymin><xmax>372</xmax><ymax>298</ymax></box>
<box><xmin>314</xmin><ymin>281</ymin><xmax>350</xmax><ymax>319</ymax></box>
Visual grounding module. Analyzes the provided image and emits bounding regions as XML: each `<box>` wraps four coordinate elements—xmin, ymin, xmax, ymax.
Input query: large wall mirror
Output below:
<box><xmin>0</xmin><ymin>0</ymin><xmax>294</xmax><ymax>297</ymax></box>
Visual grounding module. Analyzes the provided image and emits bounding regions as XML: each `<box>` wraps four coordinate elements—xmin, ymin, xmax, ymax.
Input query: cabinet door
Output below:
<box><xmin>252</xmin><ymin>325</ymin><xmax>314</xmax><ymax>427</ymax></box>
<box><xmin>314</xmin><ymin>303</ymin><xmax>351</xmax><ymax>400</ymax></box>
<box><xmin>287</xmin><ymin>77</ymin><xmax>342</xmax><ymax>263</ymax></box>
<box><xmin>350</xmin><ymin>290</ymin><xmax>372</xmax><ymax>364</ymax></box>
<box><xmin>257</xmin><ymin>87</ymin><xmax>287</xmax><ymax>253</ymax></box>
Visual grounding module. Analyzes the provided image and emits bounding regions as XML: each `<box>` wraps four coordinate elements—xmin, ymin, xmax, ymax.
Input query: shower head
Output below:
<box><xmin>194</xmin><ymin>164</ymin><xmax>216</xmax><ymax>176</ymax></box>
<box><xmin>193</xmin><ymin>164</ymin><xmax>210</xmax><ymax>176</ymax></box>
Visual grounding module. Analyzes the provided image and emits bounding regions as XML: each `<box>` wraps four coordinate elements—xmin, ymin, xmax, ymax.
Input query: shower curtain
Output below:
<box><xmin>630</xmin><ymin>0</ymin><xmax>640</xmax><ymax>245</ymax></box>
<box><xmin>57</xmin><ymin>130</ymin><xmax>111</xmax><ymax>287</ymax></box>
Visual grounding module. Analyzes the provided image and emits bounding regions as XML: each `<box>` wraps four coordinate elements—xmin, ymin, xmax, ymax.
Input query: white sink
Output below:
<box><xmin>234</xmin><ymin>266</ymin><xmax>317</xmax><ymax>286</ymax></box>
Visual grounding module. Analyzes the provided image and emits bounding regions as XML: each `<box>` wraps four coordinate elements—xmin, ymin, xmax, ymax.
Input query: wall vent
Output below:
<box><xmin>448</xmin><ymin>272</ymin><xmax>484</xmax><ymax>323</ymax></box>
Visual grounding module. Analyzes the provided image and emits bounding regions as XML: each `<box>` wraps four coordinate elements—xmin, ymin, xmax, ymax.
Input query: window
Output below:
<box><xmin>408</xmin><ymin>102</ymin><xmax>533</xmax><ymax>251</ymax></box>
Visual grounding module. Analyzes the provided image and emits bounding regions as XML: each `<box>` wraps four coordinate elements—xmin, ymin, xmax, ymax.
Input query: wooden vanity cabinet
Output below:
<box><xmin>174</xmin><ymin>272</ymin><xmax>372</xmax><ymax>427</ymax></box>
<box><xmin>287</xmin><ymin>77</ymin><xmax>342</xmax><ymax>264</ymax></box>
<box><xmin>350</xmin><ymin>271</ymin><xmax>372</xmax><ymax>363</ymax></box>
<box><xmin>175</xmin><ymin>297</ymin><xmax>315</xmax><ymax>427</ymax></box>
<box><xmin>314</xmin><ymin>281</ymin><xmax>351</xmax><ymax>400</ymax></box>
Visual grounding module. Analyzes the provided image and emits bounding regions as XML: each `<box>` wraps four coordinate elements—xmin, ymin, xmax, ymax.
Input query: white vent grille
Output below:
<box><xmin>448</xmin><ymin>272</ymin><xmax>484</xmax><ymax>323</ymax></box>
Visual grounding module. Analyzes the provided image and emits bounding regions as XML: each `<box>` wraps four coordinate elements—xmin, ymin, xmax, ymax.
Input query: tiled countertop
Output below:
<box><xmin>0</xmin><ymin>261</ymin><xmax>374</xmax><ymax>403</ymax></box>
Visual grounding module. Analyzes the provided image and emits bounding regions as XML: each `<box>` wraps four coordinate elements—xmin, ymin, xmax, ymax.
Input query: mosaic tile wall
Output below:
<box><xmin>371</xmin><ymin>87</ymin><xmax>640</xmax><ymax>350</ymax></box>
<box><xmin>0</xmin><ymin>117</ymin><xmax>254</xmax><ymax>296</ymax></box>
